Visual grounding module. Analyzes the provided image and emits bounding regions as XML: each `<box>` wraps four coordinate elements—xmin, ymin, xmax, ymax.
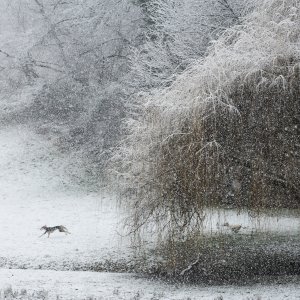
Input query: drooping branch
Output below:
<box><xmin>180</xmin><ymin>254</ymin><xmax>200</xmax><ymax>276</ymax></box>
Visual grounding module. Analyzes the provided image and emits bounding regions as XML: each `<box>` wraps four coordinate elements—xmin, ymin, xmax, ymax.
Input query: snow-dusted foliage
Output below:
<box><xmin>129</xmin><ymin>0</ymin><xmax>252</xmax><ymax>90</ymax></box>
<box><xmin>0</xmin><ymin>0</ymin><xmax>249</xmax><ymax>186</ymax></box>
<box><xmin>0</xmin><ymin>1</ymin><xmax>44</xmax><ymax>116</ymax></box>
<box><xmin>112</xmin><ymin>0</ymin><xmax>300</xmax><ymax>236</ymax></box>
<box><xmin>0</xmin><ymin>0</ymin><xmax>143</xmax><ymax>184</ymax></box>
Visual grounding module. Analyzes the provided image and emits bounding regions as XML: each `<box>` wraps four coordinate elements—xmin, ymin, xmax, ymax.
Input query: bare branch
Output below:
<box><xmin>0</xmin><ymin>49</ymin><xmax>15</xmax><ymax>58</ymax></box>
<box><xmin>35</xmin><ymin>63</ymin><xmax>65</xmax><ymax>73</ymax></box>
<box><xmin>217</xmin><ymin>0</ymin><xmax>240</xmax><ymax>20</ymax></box>
<box><xmin>180</xmin><ymin>254</ymin><xmax>200</xmax><ymax>276</ymax></box>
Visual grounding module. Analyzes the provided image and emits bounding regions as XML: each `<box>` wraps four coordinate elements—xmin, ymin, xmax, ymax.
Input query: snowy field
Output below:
<box><xmin>0</xmin><ymin>125</ymin><xmax>131</xmax><ymax>271</ymax></box>
<box><xmin>0</xmin><ymin>125</ymin><xmax>300</xmax><ymax>299</ymax></box>
<box><xmin>1</xmin><ymin>269</ymin><xmax>300</xmax><ymax>300</ymax></box>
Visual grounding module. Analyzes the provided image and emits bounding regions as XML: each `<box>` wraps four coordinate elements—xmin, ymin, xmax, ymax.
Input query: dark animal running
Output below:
<box><xmin>39</xmin><ymin>225</ymin><xmax>70</xmax><ymax>238</ymax></box>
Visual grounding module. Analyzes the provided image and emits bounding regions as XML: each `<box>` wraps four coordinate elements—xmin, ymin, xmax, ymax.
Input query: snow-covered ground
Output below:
<box><xmin>0</xmin><ymin>125</ymin><xmax>131</xmax><ymax>270</ymax></box>
<box><xmin>1</xmin><ymin>269</ymin><xmax>300</xmax><ymax>300</ymax></box>
<box><xmin>1</xmin><ymin>125</ymin><xmax>299</xmax><ymax>270</ymax></box>
<box><xmin>202</xmin><ymin>208</ymin><xmax>300</xmax><ymax>235</ymax></box>
<box><xmin>0</xmin><ymin>124</ymin><xmax>300</xmax><ymax>299</ymax></box>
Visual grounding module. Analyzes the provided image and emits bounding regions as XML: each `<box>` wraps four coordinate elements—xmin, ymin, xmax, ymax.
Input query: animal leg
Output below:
<box><xmin>39</xmin><ymin>231</ymin><xmax>46</xmax><ymax>238</ymax></box>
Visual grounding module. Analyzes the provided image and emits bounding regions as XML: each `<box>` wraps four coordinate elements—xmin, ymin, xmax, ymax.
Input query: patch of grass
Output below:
<box><xmin>0</xmin><ymin>287</ymin><xmax>48</xmax><ymax>300</ymax></box>
<box><xmin>0</xmin><ymin>258</ymin><xmax>137</xmax><ymax>274</ymax></box>
<box><xmin>139</xmin><ymin>232</ymin><xmax>300</xmax><ymax>284</ymax></box>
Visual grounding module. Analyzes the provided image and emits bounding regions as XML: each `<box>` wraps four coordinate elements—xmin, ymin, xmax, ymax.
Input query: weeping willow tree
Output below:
<box><xmin>111</xmin><ymin>0</ymin><xmax>300</xmax><ymax>241</ymax></box>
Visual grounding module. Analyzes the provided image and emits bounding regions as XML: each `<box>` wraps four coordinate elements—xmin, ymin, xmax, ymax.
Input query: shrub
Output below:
<box><xmin>112</xmin><ymin>0</ymin><xmax>300</xmax><ymax>238</ymax></box>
